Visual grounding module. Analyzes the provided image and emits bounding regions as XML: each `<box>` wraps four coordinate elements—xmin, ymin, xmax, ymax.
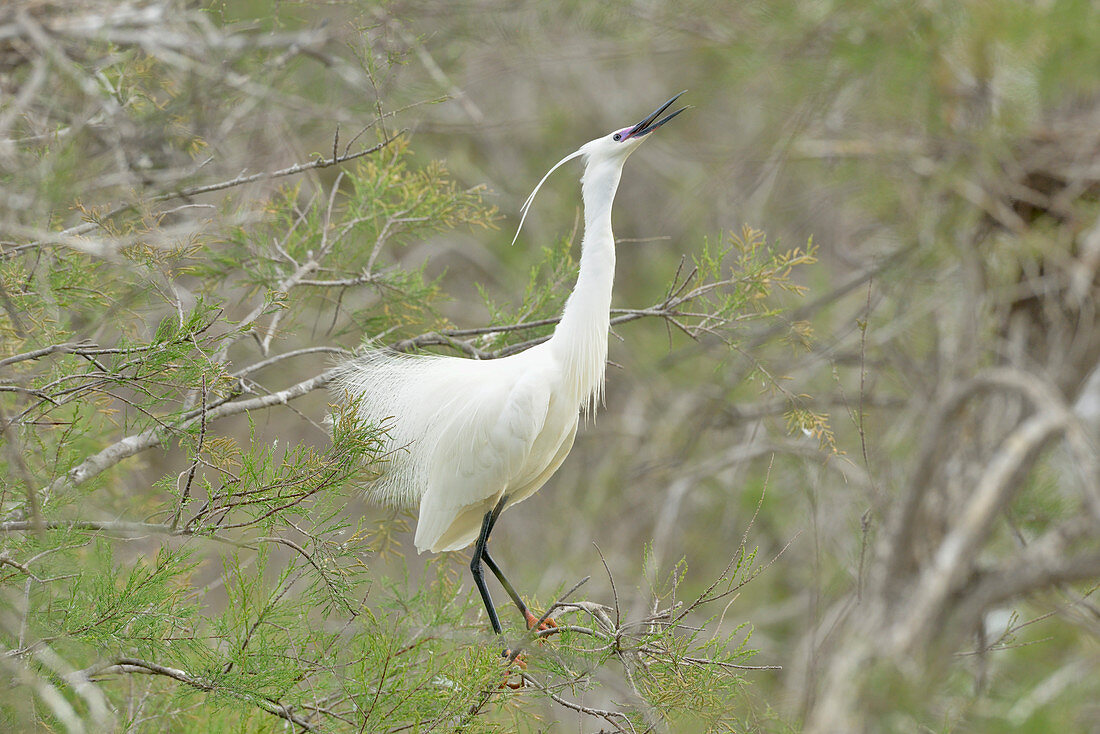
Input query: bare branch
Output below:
<box><xmin>50</xmin><ymin>133</ymin><xmax>405</xmax><ymax>245</ymax></box>
<box><xmin>78</xmin><ymin>657</ymin><xmax>317</xmax><ymax>731</ymax></box>
<box><xmin>519</xmin><ymin>672</ymin><xmax>633</xmax><ymax>733</ymax></box>
<box><xmin>888</xmin><ymin>409</ymin><xmax>1065</xmax><ymax>653</ymax></box>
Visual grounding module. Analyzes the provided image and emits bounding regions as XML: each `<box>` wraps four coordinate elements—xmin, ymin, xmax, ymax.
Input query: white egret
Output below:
<box><xmin>334</xmin><ymin>92</ymin><xmax>688</xmax><ymax>639</ymax></box>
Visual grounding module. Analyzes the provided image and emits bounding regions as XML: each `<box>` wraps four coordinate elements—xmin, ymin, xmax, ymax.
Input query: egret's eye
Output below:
<box><xmin>613</xmin><ymin>133</ymin><xmax>621</xmax><ymax>141</ymax></box>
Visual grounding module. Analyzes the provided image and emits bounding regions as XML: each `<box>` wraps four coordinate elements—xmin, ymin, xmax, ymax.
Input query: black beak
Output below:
<box><xmin>624</xmin><ymin>91</ymin><xmax>689</xmax><ymax>139</ymax></box>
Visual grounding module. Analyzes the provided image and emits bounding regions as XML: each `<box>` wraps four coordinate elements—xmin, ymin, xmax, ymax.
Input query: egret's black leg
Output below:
<box><xmin>482</xmin><ymin>548</ymin><xmax>530</xmax><ymax>621</ymax></box>
<box><xmin>480</xmin><ymin>510</ymin><xmax>556</xmax><ymax>632</ymax></box>
<box><xmin>471</xmin><ymin>495</ymin><xmax>508</xmax><ymax>635</ymax></box>
<box><xmin>476</xmin><ymin>495</ymin><xmax>530</xmax><ymax>620</ymax></box>
<box><xmin>482</xmin><ymin>494</ymin><xmax>506</xmax><ymax>536</ymax></box>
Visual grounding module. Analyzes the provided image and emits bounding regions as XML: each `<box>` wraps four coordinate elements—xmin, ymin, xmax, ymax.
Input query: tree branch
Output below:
<box><xmin>78</xmin><ymin>657</ymin><xmax>317</xmax><ymax>731</ymax></box>
<box><xmin>52</xmin><ymin>133</ymin><xmax>405</xmax><ymax>243</ymax></box>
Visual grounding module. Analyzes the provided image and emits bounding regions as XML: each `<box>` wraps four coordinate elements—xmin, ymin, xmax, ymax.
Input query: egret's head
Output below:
<box><xmin>582</xmin><ymin>91</ymin><xmax>689</xmax><ymax>161</ymax></box>
<box><xmin>509</xmin><ymin>92</ymin><xmax>688</xmax><ymax>246</ymax></box>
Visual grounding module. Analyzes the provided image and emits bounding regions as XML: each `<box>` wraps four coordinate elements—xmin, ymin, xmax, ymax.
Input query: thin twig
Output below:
<box><xmin>79</xmin><ymin>657</ymin><xmax>317</xmax><ymax>731</ymax></box>
<box><xmin>55</xmin><ymin>133</ymin><xmax>406</xmax><ymax>242</ymax></box>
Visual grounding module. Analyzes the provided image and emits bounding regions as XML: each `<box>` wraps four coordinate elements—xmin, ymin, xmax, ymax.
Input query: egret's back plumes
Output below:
<box><xmin>331</xmin><ymin>350</ymin><xmax>446</xmax><ymax>508</ymax></box>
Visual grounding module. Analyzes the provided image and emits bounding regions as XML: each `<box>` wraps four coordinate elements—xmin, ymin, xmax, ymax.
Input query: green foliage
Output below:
<box><xmin>0</xmin><ymin>3</ymin><xmax>823</xmax><ymax>732</ymax></box>
<box><xmin>701</xmin><ymin>226</ymin><xmax>815</xmax><ymax>319</ymax></box>
<box><xmin>476</xmin><ymin>236</ymin><xmax>579</xmax><ymax>350</ymax></box>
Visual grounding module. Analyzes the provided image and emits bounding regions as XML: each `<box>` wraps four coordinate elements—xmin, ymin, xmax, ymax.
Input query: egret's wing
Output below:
<box><xmin>413</xmin><ymin>365</ymin><xmax>553</xmax><ymax>553</ymax></box>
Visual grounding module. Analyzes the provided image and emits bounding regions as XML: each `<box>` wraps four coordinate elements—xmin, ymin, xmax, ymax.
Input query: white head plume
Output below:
<box><xmin>509</xmin><ymin>147</ymin><xmax>585</xmax><ymax>247</ymax></box>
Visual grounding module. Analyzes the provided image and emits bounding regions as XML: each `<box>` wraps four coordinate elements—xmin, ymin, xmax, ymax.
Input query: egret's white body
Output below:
<box><xmin>334</xmin><ymin>95</ymin><xmax>686</xmax><ymax>627</ymax></box>
<box><xmin>337</xmin><ymin>340</ymin><xmax>585</xmax><ymax>552</ymax></box>
<box><xmin>335</xmin><ymin>144</ymin><xmax>621</xmax><ymax>552</ymax></box>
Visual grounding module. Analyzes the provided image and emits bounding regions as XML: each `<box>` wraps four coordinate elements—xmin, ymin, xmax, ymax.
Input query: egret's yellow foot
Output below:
<box><xmin>499</xmin><ymin>649</ymin><xmax>527</xmax><ymax>689</ymax></box>
<box><xmin>524</xmin><ymin>610</ymin><xmax>558</xmax><ymax>634</ymax></box>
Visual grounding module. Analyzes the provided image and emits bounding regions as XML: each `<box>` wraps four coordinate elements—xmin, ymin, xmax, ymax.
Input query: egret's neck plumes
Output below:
<box><xmin>550</xmin><ymin>149</ymin><xmax>632</xmax><ymax>415</ymax></box>
<box><xmin>526</xmin><ymin>90</ymin><xmax>689</xmax><ymax>417</ymax></box>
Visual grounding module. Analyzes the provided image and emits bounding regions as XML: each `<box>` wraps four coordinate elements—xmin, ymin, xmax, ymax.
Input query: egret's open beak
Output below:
<box><xmin>623</xmin><ymin>91</ymin><xmax>689</xmax><ymax>139</ymax></box>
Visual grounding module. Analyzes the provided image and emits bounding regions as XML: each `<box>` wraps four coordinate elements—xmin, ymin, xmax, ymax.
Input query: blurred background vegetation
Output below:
<box><xmin>3</xmin><ymin>0</ymin><xmax>1100</xmax><ymax>731</ymax></box>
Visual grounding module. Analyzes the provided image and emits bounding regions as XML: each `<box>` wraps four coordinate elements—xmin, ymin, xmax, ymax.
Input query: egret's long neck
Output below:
<box><xmin>550</xmin><ymin>156</ymin><xmax>623</xmax><ymax>415</ymax></box>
